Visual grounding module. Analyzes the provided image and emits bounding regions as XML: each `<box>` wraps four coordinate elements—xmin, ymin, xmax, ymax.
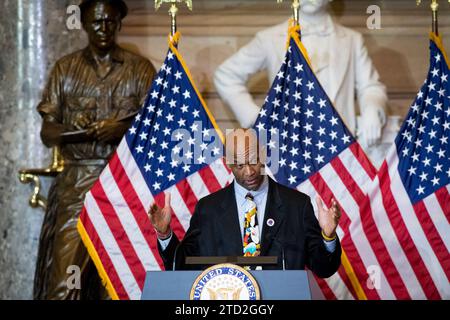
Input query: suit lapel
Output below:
<box><xmin>260</xmin><ymin>178</ymin><xmax>286</xmax><ymax>255</ymax></box>
<box><xmin>218</xmin><ymin>182</ymin><xmax>244</xmax><ymax>255</ymax></box>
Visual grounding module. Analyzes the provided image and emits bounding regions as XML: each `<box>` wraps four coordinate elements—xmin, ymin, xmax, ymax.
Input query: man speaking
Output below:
<box><xmin>148</xmin><ymin>129</ymin><xmax>341</xmax><ymax>278</ymax></box>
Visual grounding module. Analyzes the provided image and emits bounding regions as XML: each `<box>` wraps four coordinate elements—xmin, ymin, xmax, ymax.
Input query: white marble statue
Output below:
<box><xmin>214</xmin><ymin>0</ymin><xmax>390</xmax><ymax>161</ymax></box>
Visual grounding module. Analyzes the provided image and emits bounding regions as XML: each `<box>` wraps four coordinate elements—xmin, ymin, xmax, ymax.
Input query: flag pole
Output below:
<box><xmin>277</xmin><ymin>0</ymin><xmax>301</xmax><ymax>26</ymax></box>
<box><xmin>155</xmin><ymin>0</ymin><xmax>193</xmax><ymax>37</ymax></box>
<box><xmin>277</xmin><ymin>0</ymin><xmax>303</xmax><ymax>41</ymax></box>
<box><xmin>417</xmin><ymin>0</ymin><xmax>450</xmax><ymax>36</ymax></box>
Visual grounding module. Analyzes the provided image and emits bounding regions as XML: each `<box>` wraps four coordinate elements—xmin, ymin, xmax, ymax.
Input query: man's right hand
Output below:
<box><xmin>148</xmin><ymin>193</ymin><xmax>172</xmax><ymax>238</ymax></box>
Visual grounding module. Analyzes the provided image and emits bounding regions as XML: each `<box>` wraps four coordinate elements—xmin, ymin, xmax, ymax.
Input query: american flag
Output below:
<box><xmin>366</xmin><ymin>33</ymin><xmax>449</xmax><ymax>299</ymax></box>
<box><xmin>253</xmin><ymin>26</ymin><xmax>377</xmax><ymax>300</ymax></box>
<box><xmin>255</xmin><ymin>26</ymin><xmax>449</xmax><ymax>300</ymax></box>
<box><xmin>77</xmin><ymin>34</ymin><xmax>232</xmax><ymax>300</ymax></box>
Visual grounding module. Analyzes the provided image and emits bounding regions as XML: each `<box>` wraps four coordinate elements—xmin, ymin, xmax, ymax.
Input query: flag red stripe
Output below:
<box><xmin>331</xmin><ymin>157</ymin><xmax>410</xmax><ymax>299</ymax></box>
<box><xmin>176</xmin><ymin>178</ymin><xmax>198</xmax><ymax>214</ymax></box>
<box><xmin>79</xmin><ymin>209</ymin><xmax>129</xmax><ymax>300</ymax></box>
<box><xmin>413</xmin><ymin>200</ymin><xmax>450</xmax><ymax>281</ymax></box>
<box><xmin>109</xmin><ymin>154</ymin><xmax>165</xmax><ymax>270</ymax></box>
<box><xmin>90</xmin><ymin>182</ymin><xmax>147</xmax><ymax>289</ymax></box>
<box><xmin>378</xmin><ymin>162</ymin><xmax>441</xmax><ymax>299</ymax></box>
<box><xmin>313</xmin><ymin>274</ymin><xmax>337</xmax><ymax>300</ymax></box>
<box><xmin>309</xmin><ymin>172</ymin><xmax>380</xmax><ymax>300</ymax></box>
<box><xmin>349</xmin><ymin>143</ymin><xmax>376</xmax><ymax>180</ymax></box>
<box><xmin>435</xmin><ymin>186</ymin><xmax>450</xmax><ymax>224</ymax></box>
<box><xmin>197</xmin><ymin>165</ymin><xmax>223</xmax><ymax>194</ymax></box>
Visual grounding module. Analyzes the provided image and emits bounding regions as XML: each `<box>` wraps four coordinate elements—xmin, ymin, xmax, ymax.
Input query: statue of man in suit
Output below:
<box><xmin>214</xmin><ymin>0</ymin><xmax>388</xmax><ymax>153</ymax></box>
<box><xmin>149</xmin><ymin>129</ymin><xmax>342</xmax><ymax>277</ymax></box>
<box><xmin>34</xmin><ymin>0</ymin><xmax>156</xmax><ymax>299</ymax></box>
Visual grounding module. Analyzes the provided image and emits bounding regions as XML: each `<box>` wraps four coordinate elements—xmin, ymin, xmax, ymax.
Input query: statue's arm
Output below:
<box><xmin>354</xmin><ymin>33</ymin><xmax>388</xmax><ymax>146</ymax></box>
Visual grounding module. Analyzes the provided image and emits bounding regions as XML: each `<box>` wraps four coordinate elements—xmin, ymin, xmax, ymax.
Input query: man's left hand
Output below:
<box><xmin>316</xmin><ymin>196</ymin><xmax>341</xmax><ymax>239</ymax></box>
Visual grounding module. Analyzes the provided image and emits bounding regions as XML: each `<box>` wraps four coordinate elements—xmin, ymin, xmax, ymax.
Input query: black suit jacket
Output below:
<box><xmin>158</xmin><ymin>177</ymin><xmax>341</xmax><ymax>278</ymax></box>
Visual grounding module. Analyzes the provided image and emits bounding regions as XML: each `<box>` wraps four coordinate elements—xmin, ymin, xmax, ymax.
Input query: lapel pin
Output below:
<box><xmin>267</xmin><ymin>218</ymin><xmax>275</xmax><ymax>227</ymax></box>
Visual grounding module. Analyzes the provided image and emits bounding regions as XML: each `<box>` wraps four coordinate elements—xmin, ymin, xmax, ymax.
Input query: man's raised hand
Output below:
<box><xmin>148</xmin><ymin>193</ymin><xmax>172</xmax><ymax>238</ymax></box>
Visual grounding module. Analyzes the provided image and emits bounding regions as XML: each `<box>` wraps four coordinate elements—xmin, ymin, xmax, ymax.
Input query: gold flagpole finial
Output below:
<box><xmin>155</xmin><ymin>0</ymin><xmax>193</xmax><ymax>36</ymax></box>
<box><xmin>416</xmin><ymin>0</ymin><xmax>450</xmax><ymax>35</ymax></box>
<box><xmin>277</xmin><ymin>0</ymin><xmax>303</xmax><ymax>26</ymax></box>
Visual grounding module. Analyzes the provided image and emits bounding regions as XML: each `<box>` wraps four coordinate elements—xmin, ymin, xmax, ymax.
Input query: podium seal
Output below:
<box><xmin>190</xmin><ymin>263</ymin><xmax>260</xmax><ymax>300</ymax></box>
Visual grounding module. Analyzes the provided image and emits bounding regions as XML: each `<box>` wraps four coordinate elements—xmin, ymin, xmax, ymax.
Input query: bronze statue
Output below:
<box><xmin>34</xmin><ymin>0</ymin><xmax>156</xmax><ymax>299</ymax></box>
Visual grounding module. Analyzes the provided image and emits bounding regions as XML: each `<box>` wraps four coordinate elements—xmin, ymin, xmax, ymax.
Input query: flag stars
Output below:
<box><xmin>431</xmin><ymin>176</ymin><xmax>440</xmax><ymax>186</ymax></box>
<box><xmin>408</xmin><ymin>166</ymin><xmax>417</xmax><ymax>176</ymax></box>
<box><xmin>171</xmin><ymin>85</ymin><xmax>180</xmax><ymax>94</ymax></box>
<box><xmin>434</xmin><ymin>163</ymin><xmax>443</xmax><ymax>173</ymax></box>
<box><xmin>330</xmin><ymin>117</ymin><xmax>338</xmax><ymax>126</ymax></box>
<box><xmin>140</xmin><ymin>132</ymin><xmax>148</xmax><ymax>140</ymax></box>
<box><xmin>135</xmin><ymin>145</ymin><xmax>144</xmax><ymax>153</ymax></box>
<box><xmin>143</xmin><ymin>118</ymin><xmax>151</xmax><ymax>126</ymax></box>
<box><xmin>175</xmin><ymin>71</ymin><xmax>183</xmax><ymax>80</ymax></box>
<box><xmin>168</xmin><ymin>99</ymin><xmax>177</xmax><ymax>108</ymax></box>
<box><xmin>318</xmin><ymin>99</ymin><xmax>327</xmax><ymax>108</ymax></box>
<box><xmin>303</xmin><ymin>150</ymin><xmax>311</xmax><ymax>160</ymax></box>
<box><xmin>157</xmin><ymin>155</ymin><xmax>166</xmax><ymax>163</ymax></box>
<box><xmin>318</xmin><ymin>113</ymin><xmax>326</xmax><ymax>122</ymax></box>
<box><xmin>306</xmin><ymin>95</ymin><xmax>314</xmax><ymax>105</ymax></box>
<box><xmin>428</xmin><ymin>82</ymin><xmax>436</xmax><ymax>91</ymax></box>
<box><xmin>166</xmin><ymin>113</ymin><xmax>174</xmax><ymax>122</ymax></box>
<box><xmin>303</xmin><ymin>137</ymin><xmax>312</xmax><ymax>146</ymax></box>
<box><xmin>293</xmin><ymin>91</ymin><xmax>302</xmax><ymax>100</ymax></box>
<box><xmin>416</xmin><ymin>185</ymin><xmax>425</xmax><ymax>195</ymax></box>
<box><xmin>315</xmin><ymin>154</ymin><xmax>325</xmax><ymax>164</ymax></box>
<box><xmin>342</xmin><ymin>134</ymin><xmax>351</xmax><ymax>144</ymax></box>
<box><xmin>431</xmin><ymin>68</ymin><xmax>439</xmax><ymax>77</ymax></box>
<box><xmin>155</xmin><ymin>168</ymin><xmax>164</xmax><ymax>177</ymax></box>
<box><xmin>305</xmin><ymin>109</ymin><xmax>314</xmax><ymax>118</ymax></box>
<box><xmin>301</xmin><ymin>164</ymin><xmax>311</xmax><ymax>174</ymax></box>
<box><xmin>183</xmin><ymin>90</ymin><xmax>191</xmax><ymax>99</ymax></box>
<box><xmin>316</xmin><ymin>140</ymin><xmax>325</xmax><ymax>150</ymax></box>
<box><xmin>419</xmin><ymin>172</ymin><xmax>428</xmax><ymax>182</ymax></box>
<box><xmin>153</xmin><ymin>182</ymin><xmax>161</xmax><ymax>191</ymax></box>
<box><xmin>306</xmin><ymin>81</ymin><xmax>315</xmax><ymax>90</ymax></box>
<box><xmin>288</xmin><ymin>175</ymin><xmax>297</xmax><ymax>185</ymax></box>
<box><xmin>181</xmin><ymin>104</ymin><xmax>189</xmax><ymax>113</ymax></box>
<box><xmin>431</xmin><ymin>116</ymin><xmax>440</xmax><ymax>126</ymax></box>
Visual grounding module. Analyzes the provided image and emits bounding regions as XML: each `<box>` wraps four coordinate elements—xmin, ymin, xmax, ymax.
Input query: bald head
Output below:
<box><xmin>224</xmin><ymin>129</ymin><xmax>265</xmax><ymax>191</ymax></box>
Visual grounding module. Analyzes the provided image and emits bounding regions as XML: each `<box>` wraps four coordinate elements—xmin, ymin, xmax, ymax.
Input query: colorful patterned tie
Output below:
<box><xmin>243</xmin><ymin>193</ymin><xmax>261</xmax><ymax>257</ymax></box>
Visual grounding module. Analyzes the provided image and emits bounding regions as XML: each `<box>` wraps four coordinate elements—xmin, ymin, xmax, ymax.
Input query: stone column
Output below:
<box><xmin>0</xmin><ymin>0</ymin><xmax>86</xmax><ymax>299</ymax></box>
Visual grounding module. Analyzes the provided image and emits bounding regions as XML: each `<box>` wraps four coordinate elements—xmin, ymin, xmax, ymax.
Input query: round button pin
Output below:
<box><xmin>267</xmin><ymin>218</ymin><xmax>275</xmax><ymax>227</ymax></box>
